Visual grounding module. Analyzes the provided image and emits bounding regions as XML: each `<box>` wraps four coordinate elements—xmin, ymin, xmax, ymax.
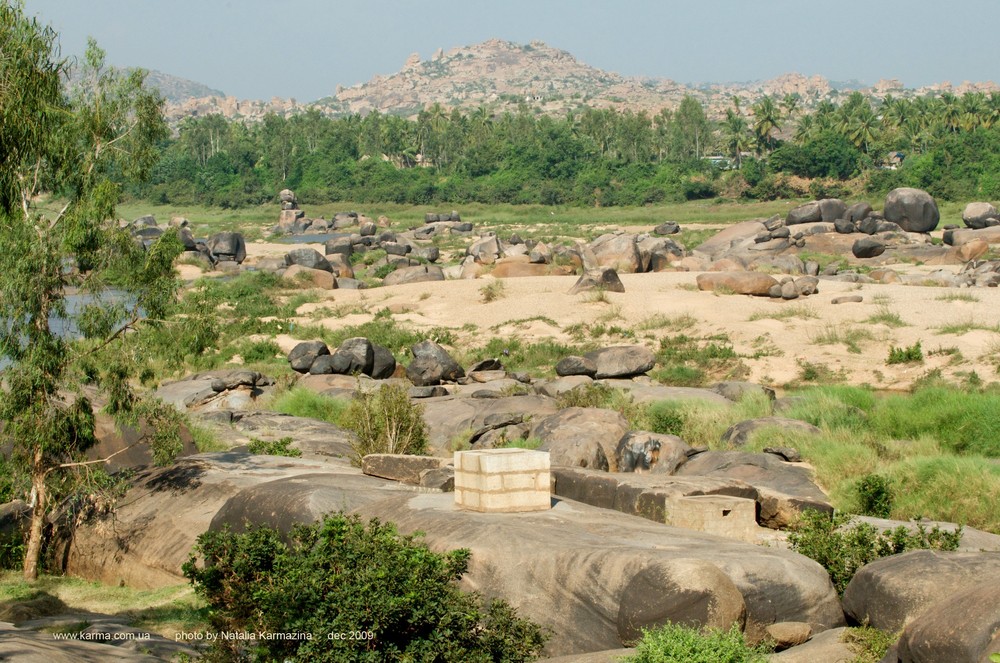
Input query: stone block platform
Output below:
<box><xmin>454</xmin><ymin>448</ymin><xmax>551</xmax><ymax>513</ymax></box>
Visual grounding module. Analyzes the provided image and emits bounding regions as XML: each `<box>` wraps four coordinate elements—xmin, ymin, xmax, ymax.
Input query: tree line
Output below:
<box><xmin>134</xmin><ymin>89</ymin><xmax>1000</xmax><ymax>209</ymax></box>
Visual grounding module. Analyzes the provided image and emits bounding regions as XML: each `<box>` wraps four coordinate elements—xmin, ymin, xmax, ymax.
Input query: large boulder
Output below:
<box><xmin>852</xmin><ymin>237</ymin><xmax>886</xmax><ymax>259</ymax></box>
<box><xmin>842</xmin><ymin>550</ymin><xmax>1000</xmax><ymax>632</ymax></box>
<box><xmin>555</xmin><ymin>356</ymin><xmax>598</xmax><ymax>378</ymax></box>
<box><xmin>895</xmin><ymin>582</ymin><xmax>1000</xmax><ymax>663</ymax></box>
<box><xmin>589</xmin><ymin>233</ymin><xmax>641</xmax><ymax>273</ymax></box>
<box><xmin>769</xmin><ymin>627</ymin><xmax>854</xmax><ymax>662</ymax></box>
<box><xmin>206</xmin><ymin>231</ymin><xmax>247</xmax><ymax>263</ymax></box>
<box><xmin>818</xmin><ymin>198</ymin><xmax>847</xmax><ymax>222</ymax></box>
<box><xmin>406</xmin><ymin>340</ymin><xmax>464</xmax><ymax>386</ymax></box>
<box><xmin>285</xmin><ymin>247</ymin><xmax>333</xmax><ymax>272</ymax></box>
<box><xmin>962</xmin><ymin>201</ymin><xmax>1000</xmax><ymax>229</ymax></box>
<box><xmin>421</xmin><ymin>394</ymin><xmax>558</xmax><ymax>452</ymax></box>
<box><xmin>382</xmin><ymin>264</ymin><xmax>445</xmax><ymax>286</ymax></box>
<box><xmin>583</xmin><ymin>346</ymin><xmax>656</xmax><ymax>379</ymax></box>
<box><xmin>696</xmin><ymin>272</ymin><xmax>779</xmax><ymax>296</ymax></box>
<box><xmin>287</xmin><ymin>340</ymin><xmax>330</xmax><ymax>373</ymax></box>
<box><xmin>786</xmin><ymin>202</ymin><xmax>822</xmax><ymax>225</ymax></box>
<box><xmin>883</xmin><ymin>188</ymin><xmax>940</xmax><ymax>233</ymax></box>
<box><xmin>283</xmin><ymin>264</ymin><xmax>336</xmax><ymax>289</ymax></box>
<box><xmin>530</xmin><ymin>407</ymin><xmax>629</xmax><ymax>471</ymax></box>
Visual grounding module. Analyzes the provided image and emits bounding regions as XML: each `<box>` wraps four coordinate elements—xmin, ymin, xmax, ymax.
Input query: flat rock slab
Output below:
<box><xmin>675</xmin><ymin>451</ymin><xmax>831</xmax><ymax>528</ymax></box>
<box><xmin>421</xmin><ymin>394</ymin><xmax>558</xmax><ymax>452</ymax></box>
<box><xmin>222</xmin><ymin>410</ymin><xmax>357</xmax><ymax>461</ymax></box>
<box><xmin>769</xmin><ymin>627</ymin><xmax>853</xmax><ymax>662</ymax></box>
<box><xmin>62</xmin><ymin>454</ymin><xmax>844</xmax><ymax>658</ymax></box>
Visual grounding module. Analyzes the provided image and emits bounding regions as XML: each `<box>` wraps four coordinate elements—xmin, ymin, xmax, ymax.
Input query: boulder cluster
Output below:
<box><xmin>130</xmin><ymin>214</ymin><xmax>247</xmax><ymax>271</ymax></box>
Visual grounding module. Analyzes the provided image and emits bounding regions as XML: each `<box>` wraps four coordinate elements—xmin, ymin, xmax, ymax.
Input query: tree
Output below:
<box><xmin>0</xmin><ymin>5</ymin><xmax>181</xmax><ymax>580</ymax></box>
<box><xmin>671</xmin><ymin>95</ymin><xmax>710</xmax><ymax>160</ymax></box>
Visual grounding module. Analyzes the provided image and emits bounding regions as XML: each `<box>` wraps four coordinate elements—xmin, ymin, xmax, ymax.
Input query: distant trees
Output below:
<box><xmin>125</xmin><ymin>84</ymin><xmax>1000</xmax><ymax>208</ymax></box>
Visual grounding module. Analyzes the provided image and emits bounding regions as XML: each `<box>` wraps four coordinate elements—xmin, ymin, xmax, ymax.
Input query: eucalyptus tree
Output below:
<box><xmin>0</xmin><ymin>5</ymin><xmax>181</xmax><ymax>580</ymax></box>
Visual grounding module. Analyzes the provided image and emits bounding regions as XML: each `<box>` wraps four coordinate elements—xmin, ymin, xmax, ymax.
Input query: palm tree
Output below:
<box><xmin>722</xmin><ymin>109</ymin><xmax>751</xmax><ymax>168</ymax></box>
<box><xmin>751</xmin><ymin>96</ymin><xmax>782</xmax><ymax>154</ymax></box>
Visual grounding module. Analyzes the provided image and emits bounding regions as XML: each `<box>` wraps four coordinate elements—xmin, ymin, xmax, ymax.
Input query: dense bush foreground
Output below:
<box><xmin>183</xmin><ymin>513</ymin><xmax>547</xmax><ymax>662</ymax></box>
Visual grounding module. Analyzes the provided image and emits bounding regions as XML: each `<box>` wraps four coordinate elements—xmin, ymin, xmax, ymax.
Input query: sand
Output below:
<box><xmin>244</xmin><ymin>238</ymin><xmax>1000</xmax><ymax>393</ymax></box>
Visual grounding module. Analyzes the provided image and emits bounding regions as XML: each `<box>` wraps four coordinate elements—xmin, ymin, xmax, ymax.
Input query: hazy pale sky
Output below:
<box><xmin>22</xmin><ymin>0</ymin><xmax>1000</xmax><ymax>101</ymax></box>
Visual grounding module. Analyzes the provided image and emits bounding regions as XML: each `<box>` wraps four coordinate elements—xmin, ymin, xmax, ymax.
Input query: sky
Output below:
<box><xmin>21</xmin><ymin>0</ymin><xmax>1000</xmax><ymax>102</ymax></box>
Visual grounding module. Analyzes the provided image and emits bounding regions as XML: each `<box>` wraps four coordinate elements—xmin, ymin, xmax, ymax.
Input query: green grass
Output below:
<box><xmin>634</xmin><ymin>313</ymin><xmax>698</xmax><ymax>332</ymax></box>
<box><xmin>268</xmin><ymin>387</ymin><xmax>349</xmax><ymax>425</ymax></box>
<box><xmin>625</xmin><ymin>622</ymin><xmax>771</xmax><ymax>662</ymax></box>
<box><xmin>887</xmin><ymin>341</ymin><xmax>923</xmax><ymax>365</ymax></box>
<box><xmin>865</xmin><ymin>306</ymin><xmax>908</xmax><ymax>328</ymax></box>
<box><xmin>812</xmin><ymin>324</ymin><xmax>878</xmax><ymax>354</ymax></box>
<box><xmin>842</xmin><ymin>626</ymin><xmax>899</xmax><ymax>663</ymax></box>
<box><xmin>462</xmin><ymin>337</ymin><xmax>582</xmax><ymax>377</ymax></box>
<box><xmin>748</xmin><ymin>304</ymin><xmax>819</xmax><ymax>322</ymax></box>
<box><xmin>728</xmin><ymin>384</ymin><xmax>1000</xmax><ymax>531</ymax></box>
<box><xmin>0</xmin><ymin>572</ymin><xmax>207</xmax><ymax>639</ymax></box>
<box><xmin>934</xmin><ymin>318</ymin><xmax>1000</xmax><ymax>335</ymax></box>
<box><xmin>653</xmin><ymin>333</ymin><xmax>750</xmax><ymax>387</ymax></box>
<box><xmin>935</xmin><ymin>292</ymin><xmax>980</xmax><ymax>303</ymax></box>
<box><xmin>186</xmin><ymin>419</ymin><xmax>228</xmax><ymax>453</ymax></box>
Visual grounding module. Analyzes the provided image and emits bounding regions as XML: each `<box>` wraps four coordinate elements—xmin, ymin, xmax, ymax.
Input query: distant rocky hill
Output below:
<box><xmin>142</xmin><ymin>70</ymin><xmax>225</xmax><ymax>103</ymax></box>
<box><xmin>149</xmin><ymin>39</ymin><xmax>998</xmax><ymax>124</ymax></box>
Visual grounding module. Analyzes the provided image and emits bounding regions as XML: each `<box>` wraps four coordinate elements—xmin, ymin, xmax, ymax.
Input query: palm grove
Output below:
<box><xmin>140</xmin><ymin>88</ymin><xmax>1000</xmax><ymax>209</ymax></box>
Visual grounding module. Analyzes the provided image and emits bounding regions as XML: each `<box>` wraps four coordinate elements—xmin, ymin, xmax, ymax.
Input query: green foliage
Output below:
<box><xmin>842</xmin><ymin>625</ymin><xmax>898</xmax><ymax>663</ymax></box>
<box><xmin>0</xmin><ymin>7</ymin><xmax>180</xmax><ymax>579</ymax></box>
<box><xmin>625</xmin><ymin>622</ymin><xmax>770</xmax><ymax>663</ymax></box>
<box><xmin>647</xmin><ymin>401</ymin><xmax>686</xmax><ymax>437</ymax></box>
<box><xmin>788</xmin><ymin>510</ymin><xmax>962</xmax><ymax>595</ymax></box>
<box><xmin>555</xmin><ymin>382</ymin><xmax>616</xmax><ymax>409</ymax></box>
<box><xmin>855</xmin><ymin>474</ymin><xmax>894</xmax><ymax>518</ymax></box>
<box><xmin>654</xmin><ymin>334</ymin><xmax>746</xmax><ymax>387</ymax></box>
<box><xmin>247</xmin><ymin>436</ymin><xmax>301</xmax><ymax>457</ymax></box>
<box><xmin>341</xmin><ymin>383</ymin><xmax>428</xmax><ymax>463</ymax></box>
<box><xmin>182</xmin><ymin>513</ymin><xmax>547</xmax><ymax>662</ymax></box>
<box><xmin>887</xmin><ymin>341</ymin><xmax>923</xmax><ymax>365</ymax></box>
<box><xmin>269</xmin><ymin>387</ymin><xmax>348</xmax><ymax>425</ymax></box>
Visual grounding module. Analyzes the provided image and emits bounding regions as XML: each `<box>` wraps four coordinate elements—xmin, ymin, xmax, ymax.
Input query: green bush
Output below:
<box><xmin>625</xmin><ymin>622</ymin><xmax>770</xmax><ymax>663</ymax></box>
<box><xmin>887</xmin><ymin>341</ymin><xmax>923</xmax><ymax>365</ymax></box>
<box><xmin>247</xmin><ymin>436</ymin><xmax>301</xmax><ymax>457</ymax></box>
<box><xmin>647</xmin><ymin>401</ymin><xmax>686</xmax><ymax>437</ymax></box>
<box><xmin>555</xmin><ymin>382</ymin><xmax>616</xmax><ymax>409</ymax></box>
<box><xmin>183</xmin><ymin>513</ymin><xmax>547</xmax><ymax>662</ymax></box>
<box><xmin>842</xmin><ymin>626</ymin><xmax>898</xmax><ymax>663</ymax></box>
<box><xmin>856</xmin><ymin>474</ymin><xmax>894</xmax><ymax>518</ymax></box>
<box><xmin>788</xmin><ymin>510</ymin><xmax>962</xmax><ymax>595</ymax></box>
<box><xmin>342</xmin><ymin>383</ymin><xmax>428</xmax><ymax>463</ymax></box>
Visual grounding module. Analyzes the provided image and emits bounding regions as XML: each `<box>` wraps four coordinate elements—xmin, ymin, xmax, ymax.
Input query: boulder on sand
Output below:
<box><xmin>696</xmin><ymin>272</ymin><xmax>779</xmax><ymax>296</ymax></box>
<box><xmin>883</xmin><ymin>188</ymin><xmax>939</xmax><ymax>233</ymax></box>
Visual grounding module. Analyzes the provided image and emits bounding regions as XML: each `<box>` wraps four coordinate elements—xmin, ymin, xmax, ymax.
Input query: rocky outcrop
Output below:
<box><xmin>531</xmin><ymin>408</ymin><xmax>630</xmax><ymax>471</ymax></box>
<box><xmin>582</xmin><ymin>346</ymin><xmax>656</xmax><ymax>379</ymax></box>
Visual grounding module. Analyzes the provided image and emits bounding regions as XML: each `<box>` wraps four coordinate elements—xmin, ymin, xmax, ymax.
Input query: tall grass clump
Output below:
<box><xmin>646</xmin><ymin>392</ymin><xmax>773</xmax><ymax>447</ymax></box>
<box><xmin>341</xmin><ymin>383</ymin><xmax>428</xmax><ymax>463</ymax></box>
<box><xmin>890</xmin><ymin>456</ymin><xmax>1000</xmax><ymax>531</ymax></box>
<box><xmin>869</xmin><ymin>386</ymin><xmax>1000</xmax><ymax>456</ymax></box>
<box><xmin>269</xmin><ymin>387</ymin><xmax>349</xmax><ymax>425</ymax></box>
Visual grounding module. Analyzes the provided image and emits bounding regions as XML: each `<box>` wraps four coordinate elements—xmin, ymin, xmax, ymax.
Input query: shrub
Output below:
<box><xmin>556</xmin><ymin>382</ymin><xmax>616</xmax><ymax>409</ymax></box>
<box><xmin>856</xmin><ymin>474</ymin><xmax>894</xmax><ymax>518</ymax></box>
<box><xmin>788</xmin><ymin>510</ymin><xmax>962</xmax><ymax>595</ymax></box>
<box><xmin>625</xmin><ymin>622</ymin><xmax>770</xmax><ymax>663</ymax></box>
<box><xmin>647</xmin><ymin>401</ymin><xmax>686</xmax><ymax>437</ymax></box>
<box><xmin>887</xmin><ymin>341</ymin><xmax>923</xmax><ymax>365</ymax></box>
<box><xmin>247</xmin><ymin>436</ymin><xmax>301</xmax><ymax>457</ymax></box>
<box><xmin>342</xmin><ymin>383</ymin><xmax>428</xmax><ymax>463</ymax></box>
<box><xmin>479</xmin><ymin>280</ymin><xmax>506</xmax><ymax>303</ymax></box>
<box><xmin>183</xmin><ymin>513</ymin><xmax>547</xmax><ymax>662</ymax></box>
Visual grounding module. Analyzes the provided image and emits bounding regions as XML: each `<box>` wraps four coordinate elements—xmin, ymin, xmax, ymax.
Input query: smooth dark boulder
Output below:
<box><xmin>206</xmin><ymin>231</ymin><xmax>246</xmax><ymax>263</ymax></box>
<box><xmin>852</xmin><ymin>237</ymin><xmax>886</xmax><ymax>258</ymax></box>
<box><xmin>531</xmin><ymin>407</ymin><xmax>628</xmax><ymax>471</ymax></box>
<box><xmin>818</xmin><ymin>198</ymin><xmax>847</xmax><ymax>222</ymax></box>
<box><xmin>843</xmin><ymin>549</ymin><xmax>1000</xmax><ymax>633</ymax></box>
<box><xmin>786</xmin><ymin>202</ymin><xmax>822</xmax><ymax>225</ymax></box>
<box><xmin>569</xmin><ymin>267</ymin><xmax>625</xmax><ymax>294</ymax></box>
<box><xmin>287</xmin><ymin>340</ymin><xmax>330</xmax><ymax>373</ymax></box>
<box><xmin>555</xmin><ymin>355</ymin><xmax>598</xmax><ymax>377</ymax></box>
<box><xmin>846</xmin><ymin>202</ymin><xmax>873</xmax><ymax>222</ymax></box>
<box><xmin>883</xmin><ymin>188</ymin><xmax>939</xmax><ymax>233</ymax></box>
<box><xmin>285</xmin><ymin>247</ymin><xmax>333</xmax><ymax>272</ymax></box>
<box><xmin>583</xmin><ymin>346</ymin><xmax>656</xmax><ymax>379</ymax></box>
